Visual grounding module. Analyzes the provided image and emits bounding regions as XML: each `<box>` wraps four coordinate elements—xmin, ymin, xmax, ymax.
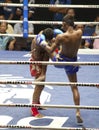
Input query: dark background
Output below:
<box><xmin>33</xmin><ymin>0</ymin><xmax>99</xmax><ymax>33</ymax></box>
<box><xmin>34</xmin><ymin>0</ymin><xmax>99</xmax><ymax>21</ymax></box>
<box><xmin>72</xmin><ymin>0</ymin><xmax>99</xmax><ymax>21</ymax></box>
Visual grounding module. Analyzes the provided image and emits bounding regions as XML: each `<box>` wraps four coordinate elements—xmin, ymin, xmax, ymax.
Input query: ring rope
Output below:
<box><xmin>0</xmin><ymin>33</ymin><xmax>99</xmax><ymax>39</ymax></box>
<box><xmin>0</xmin><ymin>61</ymin><xmax>99</xmax><ymax>65</ymax></box>
<box><xmin>0</xmin><ymin>103</ymin><xmax>99</xmax><ymax>110</ymax></box>
<box><xmin>0</xmin><ymin>124</ymin><xmax>97</xmax><ymax>130</ymax></box>
<box><xmin>0</xmin><ymin>33</ymin><xmax>35</xmax><ymax>38</ymax></box>
<box><xmin>0</xmin><ymin>3</ymin><xmax>99</xmax><ymax>8</ymax></box>
<box><xmin>0</xmin><ymin>20</ymin><xmax>99</xmax><ymax>25</ymax></box>
<box><xmin>0</xmin><ymin>81</ymin><xmax>98</xmax><ymax>87</ymax></box>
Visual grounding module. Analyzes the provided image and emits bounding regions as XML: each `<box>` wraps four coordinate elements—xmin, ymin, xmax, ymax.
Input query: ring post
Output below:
<box><xmin>23</xmin><ymin>0</ymin><xmax>28</xmax><ymax>38</ymax></box>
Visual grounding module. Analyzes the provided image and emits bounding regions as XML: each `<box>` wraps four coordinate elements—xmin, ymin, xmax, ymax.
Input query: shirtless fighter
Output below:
<box><xmin>30</xmin><ymin>28</ymin><xmax>63</xmax><ymax>118</ymax></box>
<box><xmin>36</xmin><ymin>15</ymin><xmax>83</xmax><ymax>123</ymax></box>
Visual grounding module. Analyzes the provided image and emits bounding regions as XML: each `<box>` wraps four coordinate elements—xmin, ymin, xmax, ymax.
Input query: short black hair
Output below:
<box><xmin>43</xmin><ymin>28</ymin><xmax>54</xmax><ymax>41</ymax></box>
<box><xmin>62</xmin><ymin>14</ymin><xmax>74</xmax><ymax>27</ymax></box>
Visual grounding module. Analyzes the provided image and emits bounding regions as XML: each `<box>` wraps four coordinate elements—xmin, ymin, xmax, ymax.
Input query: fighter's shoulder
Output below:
<box><xmin>55</xmin><ymin>32</ymin><xmax>64</xmax><ymax>42</ymax></box>
<box><xmin>76</xmin><ymin>28</ymin><xmax>83</xmax><ymax>35</ymax></box>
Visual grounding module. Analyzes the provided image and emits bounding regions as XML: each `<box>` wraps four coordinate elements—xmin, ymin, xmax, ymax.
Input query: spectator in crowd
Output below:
<box><xmin>14</xmin><ymin>15</ymin><xmax>34</xmax><ymax>51</ymax></box>
<box><xmin>3</xmin><ymin>0</ymin><xmax>15</xmax><ymax>20</ymax></box>
<box><xmin>61</xmin><ymin>8</ymin><xmax>76</xmax><ymax>31</ymax></box>
<box><xmin>0</xmin><ymin>14</ymin><xmax>14</xmax><ymax>34</ymax></box>
<box><xmin>82</xmin><ymin>16</ymin><xmax>98</xmax><ymax>49</ymax></box>
<box><xmin>0</xmin><ymin>22</ymin><xmax>16</xmax><ymax>50</ymax></box>
<box><xmin>14</xmin><ymin>15</ymin><xmax>34</xmax><ymax>35</ymax></box>
<box><xmin>0</xmin><ymin>0</ymin><xmax>35</xmax><ymax>50</ymax></box>
<box><xmin>82</xmin><ymin>15</ymin><xmax>99</xmax><ymax>49</ymax></box>
<box><xmin>12</xmin><ymin>0</ymin><xmax>35</xmax><ymax>31</ymax></box>
<box><xmin>19</xmin><ymin>0</ymin><xmax>35</xmax><ymax>20</ymax></box>
<box><xmin>75</xmin><ymin>15</ymin><xmax>99</xmax><ymax>49</ymax></box>
<box><xmin>93</xmin><ymin>15</ymin><xmax>99</xmax><ymax>49</ymax></box>
<box><xmin>13</xmin><ymin>7</ymin><xmax>22</xmax><ymax>21</ymax></box>
<box><xmin>49</xmin><ymin>0</ymin><xmax>71</xmax><ymax>28</ymax></box>
<box><xmin>33</xmin><ymin>0</ymin><xmax>51</xmax><ymax>34</ymax></box>
<box><xmin>0</xmin><ymin>1</ymin><xmax>4</xmax><ymax>15</ymax></box>
<box><xmin>83</xmin><ymin>25</ymin><xmax>95</xmax><ymax>49</ymax></box>
<box><xmin>12</xmin><ymin>0</ymin><xmax>22</xmax><ymax>21</ymax></box>
<box><xmin>66</xmin><ymin>8</ymin><xmax>75</xmax><ymax>18</ymax></box>
<box><xmin>93</xmin><ymin>38</ymin><xmax>99</xmax><ymax>49</ymax></box>
<box><xmin>93</xmin><ymin>15</ymin><xmax>99</xmax><ymax>36</ymax></box>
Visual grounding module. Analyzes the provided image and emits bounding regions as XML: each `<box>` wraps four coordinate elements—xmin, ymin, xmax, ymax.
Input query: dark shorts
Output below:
<box><xmin>52</xmin><ymin>54</ymin><xmax>79</xmax><ymax>74</ymax></box>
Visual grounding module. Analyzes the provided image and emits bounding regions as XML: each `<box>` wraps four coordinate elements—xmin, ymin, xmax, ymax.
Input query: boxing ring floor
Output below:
<box><xmin>0</xmin><ymin>50</ymin><xmax>99</xmax><ymax>130</ymax></box>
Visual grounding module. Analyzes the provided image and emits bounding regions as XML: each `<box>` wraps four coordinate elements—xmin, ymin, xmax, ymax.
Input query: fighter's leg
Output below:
<box><xmin>31</xmin><ymin>64</ymin><xmax>47</xmax><ymax>117</ymax></box>
<box><xmin>31</xmin><ymin>74</ymin><xmax>45</xmax><ymax>117</ymax></box>
<box><xmin>35</xmin><ymin>52</ymin><xmax>49</xmax><ymax>81</ymax></box>
<box><xmin>34</xmin><ymin>65</ymin><xmax>47</xmax><ymax>81</ymax></box>
<box><xmin>66</xmin><ymin>73</ymin><xmax>83</xmax><ymax>123</ymax></box>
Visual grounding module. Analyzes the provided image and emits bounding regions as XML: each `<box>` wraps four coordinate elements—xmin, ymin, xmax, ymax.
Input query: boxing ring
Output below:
<box><xmin>0</xmin><ymin>1</ymin><xmax>99</xmax><ymax>130</ymax></box>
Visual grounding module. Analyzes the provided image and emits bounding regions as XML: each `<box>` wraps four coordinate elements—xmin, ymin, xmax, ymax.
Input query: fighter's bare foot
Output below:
<box><xmin>34</xmin><ymin>75</ymin><xmax>45</xmax><ymax>81</ymax></box>
<box><xmin>76</xmin><ymin>114</ymin><xmax>83</xmax><ymax>123</ymax></box>
<box><xmin>35</xmin><ymin>113</ymin><xmax>44</xmax><ymax>118</ymax></box>
<box><xmin>31</xmin><ymin>107</ymin><xmax>44</xmax><ymax>118</ymax></box>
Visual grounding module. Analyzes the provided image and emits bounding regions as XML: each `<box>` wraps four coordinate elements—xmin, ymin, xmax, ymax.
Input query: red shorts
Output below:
<box><xmin>29</xmin><ymin>57</ymin><xmax>42</xmax><ymax>77</ymax></box>
<box><xmin>55</xmin><ymin>48</ymin><xmax>59</xmax><ymax>53</ymax></box>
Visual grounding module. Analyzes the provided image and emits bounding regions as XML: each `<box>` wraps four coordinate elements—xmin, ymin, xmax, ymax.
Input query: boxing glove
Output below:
<box><xmin>36</xmin><ymin>34</ymin><xmax>47</xmax><ymax>47</ymax></box>
<box><xmin>54</xmin><ymin>29</ymin><xmax>63</xmax><ymax>37</ymax></box>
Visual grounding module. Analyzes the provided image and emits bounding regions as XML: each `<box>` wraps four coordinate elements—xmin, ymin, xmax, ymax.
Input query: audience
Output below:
<box><xmin>0</xmin><ymin>0</ymin><xmax>98</xmax><ymax>50</ymax></box>
<box><xmin>83</xmin><ymin>24</ymin><xmax>95</xmax><ymax>49</ymax></box>
<box><xmin>49</xmin><ymin>0</ymin><xmax>71</xmax><ymax>28</ymax></box>
<box><xmin>14</xmin><ymin>15</ymin><xmax>34</xmax><ymax>51</ymax></box>
<box><xmin>33</xmin><ymin>0</ymin><xmax>51</xmax><ymax>33</ymax></box>
<box><xmin>3</xmin><ymin>0</ymin><xmax>15</xmax><ymax>20</ymax></box>
<box><xmin>93</xmin><ymin>15</ymin><xmax>99</xmax><ymax>49</ymax></box>
<box><xmin>66</xmin><ymin>8</ymin><xmax>75</xmax><ymax>18</ymax></box>
<box><xmin>13</xmin><ymin>7</ymin><xmax>22</xmax><ymax>21</ymax></box>
<box><xmin>0</xmin><ymin>14</ymin><xmax>14</xmax><ymax>34</ymax></box>
<box><xmin>0</xmin><ymin>22</ymin><xmax>16</xmax><ymax>50</ymax></box>
<box><xmin>83</xmin><ymin>15</ymin><xmax>99</xmax><ymax>49</ymax></box>
<box><xmin>14</xmin><ymin>16</ymin><xmax>34</xmax><ymax>34</ymax></box>
<box><xmin>19</xmin><ymin>0</ymin><xmax>35</xmax><ymax>20</ymax></box>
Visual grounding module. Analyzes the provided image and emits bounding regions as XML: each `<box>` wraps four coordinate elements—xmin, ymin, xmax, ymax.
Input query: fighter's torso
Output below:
<box><xmin>60</xmin><ymin>30</ymin><xmax>82</xmax><ymax>58</ymax></box>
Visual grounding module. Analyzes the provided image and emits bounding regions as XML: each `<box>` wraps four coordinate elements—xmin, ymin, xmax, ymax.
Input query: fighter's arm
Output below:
<box><xmin>31</xmin><ymin>30</ymin><xmax>44</xmax><ymax>51</ymax></box>
<box><xmin>44</xmin><ymin>35</ymin><xmax>62</xmax><ymax>54</ymax></box>
<box><xmin>31</xmin><ymin>37</ymin><xmax>36</xmax><ymax>52</ymax></box>
<box><xmin>49</xmin><ymin>7</ymin><xmax>67</xmax><ymax>14</ymax></box>
<box><xmin>44</xmin><ymin>29</ymin><xmax>63</xmax><ymax>51</ymax></box>
<box><xmin>36</xmin><ymin>28</ymin><xmax>63</xmax><ymax>54</ymax></box>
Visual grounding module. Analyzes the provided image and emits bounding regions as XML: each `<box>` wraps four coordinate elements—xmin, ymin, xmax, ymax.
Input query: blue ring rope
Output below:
<box><xmin>23</xmin><ymin>0</ymin><xmax>28</xmax><ymax>38</ymax></box>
